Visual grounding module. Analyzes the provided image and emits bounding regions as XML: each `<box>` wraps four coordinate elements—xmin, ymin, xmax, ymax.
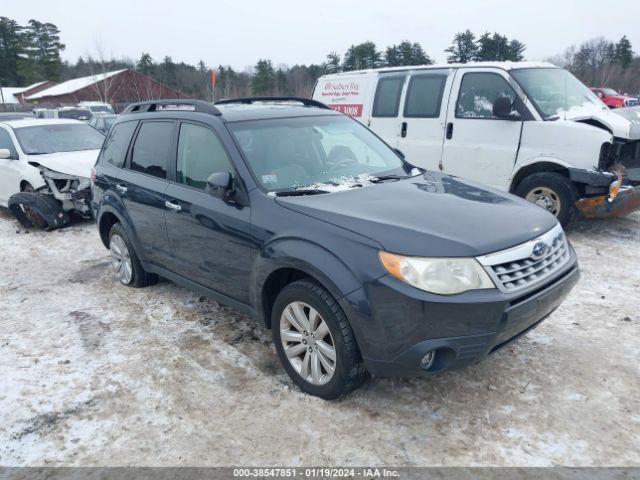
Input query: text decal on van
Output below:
<box><xmin>328</xmin><ymin>104</ymin><xmax>363</xmax><ymax>117</ymax></box>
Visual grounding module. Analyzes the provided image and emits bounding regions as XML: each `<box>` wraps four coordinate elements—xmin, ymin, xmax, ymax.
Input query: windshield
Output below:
<box><xmin>15</xmin><ymin>123</ymin><xmax>105</xmax><ymax>155</ymax></box>
<box><xmin>511</xmin><ymin>68</ymin><xmax>605</xmax><ymax>119</ymax></box>
<box><xmin>228</xmin><ymin>115</ymin><xmax>408</xmax><ymax>192</ymax></box>
<box><xmin>88</xmin><ymin>105</ymin><xmax>114</xmax><ymax>114</ymax></box>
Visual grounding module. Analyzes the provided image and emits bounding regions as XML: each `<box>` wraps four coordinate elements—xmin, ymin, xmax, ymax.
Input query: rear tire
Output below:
<box><xmin>108</xmin><ymin>223</ymin><xmax>158</xmax><ymax>288</ymax></box>
<box><xmin>272</xmin><ymin>279</ymin><xmax>365</xmax><ymax>399</ymax></box>
<box><xmin>515</xmin><ymin>172</ymin><xmax>579</xmax><ymax>227</ymax></box>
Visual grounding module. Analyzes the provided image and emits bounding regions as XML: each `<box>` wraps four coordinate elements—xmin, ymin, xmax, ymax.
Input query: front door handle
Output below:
<box><xmin>446</xmin><ymin>122</ymin><xmax>454</xmax><ymax>140</ymax></box>
<box><xmin>116</xmin><ymin>184</ymin><xmax>128</xmax><ymax>194</ymax></box>
<box><xmin>401</xmin><ymin>121</ymin><xmax>407</xmax><ymax>138</ymax></box>
<box><xmin>165</xmin><ymin>200</ymin><xmax>182</xmax><ymax>212</ymax></box>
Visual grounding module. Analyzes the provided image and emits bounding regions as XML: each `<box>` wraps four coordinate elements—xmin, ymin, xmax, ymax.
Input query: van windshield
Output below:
<box><xmin>228</xmin><ymin>115</ymin><xmax>409</xmax><ymax>192</ymax></box>
<box><xmin>511</xmin><ymin>68</ymin><xmax>606</xmax><ymax>119</ymax></box>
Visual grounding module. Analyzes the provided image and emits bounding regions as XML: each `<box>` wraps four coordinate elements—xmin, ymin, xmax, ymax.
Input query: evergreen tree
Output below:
<box><xmin>0</xmin><ymin>16</ymin><xmax>25</xmax><ymax>86</ymax></box>
<box><xmin>385</xmin><ymin>40</ymin><xmax>431</xmax><ymax>66</ymax></box>
<box><xmin>325</xmin><ymin>51</ymin><xmax>341</xmax><ymax>74</ymax></box>
<box><xmin>19</xmin><ymin>19</ymin><xmax>65</xmax><ymax>82</ymax></box>
<box><xmin>136</xmin><ymin>52</ymin><xmax>155</xmax><ymax>77</ymax></box>
<box><xmin>508</xmin><ymin>39</ymin><xmax>526</xmax><ymax>61</ymax></box>
<box><xmin>613</xmin><ymin>35</ymin><xmax>634</xmax><ymax>68</ymax></box>
<box><xmin>342</xmin><ymin>41</ymin><xmax>381</xmax><ymax>71</ymax></box>
<box><xmin>252</xmin><ymin>59</ymin><xmax>275</xmax><ymax>95</ymax></box>
<box><xmin>445</xmin><ymin>30</ymin><xmax>477</xmax><ymax>63</ymax></box>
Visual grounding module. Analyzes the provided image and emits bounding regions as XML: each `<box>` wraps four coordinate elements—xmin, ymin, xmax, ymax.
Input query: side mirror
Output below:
<box><xmin>596</xmin><ymin>91</ymin><xmax>604</xmax><ymax>98</ymax></box>
<box><xmin>206</xmin><ymin>172</ymin><xmax>233</xmax><ymax>199</ymax></box>
<box><xmin>393</xmin><ymin>148</ymin><xmax>405</xmax><ymax>160</ymax></box>
<box><xmin>492</xmin><ymin>97</ymin><xmax>520</xmax><ymax>120</ymax></box>
<box><xmin>0</xmin><ymin>148</ymin><xmax>12</xmax><ymax>160</ymax></box>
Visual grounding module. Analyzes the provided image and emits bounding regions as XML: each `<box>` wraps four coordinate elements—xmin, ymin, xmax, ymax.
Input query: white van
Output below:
<box><xmin>312</xmin><ymin>62</ymin><xmax>640</xmax><ymax>225</ymax></box>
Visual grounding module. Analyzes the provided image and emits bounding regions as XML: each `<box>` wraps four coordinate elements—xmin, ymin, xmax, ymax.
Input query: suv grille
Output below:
<box><xmin>476</xmin><ymin>224</ymin><xmax>570</xmax><ymax>293</ymax></box>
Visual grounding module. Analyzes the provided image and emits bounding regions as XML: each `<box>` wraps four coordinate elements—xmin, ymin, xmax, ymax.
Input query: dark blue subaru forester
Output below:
<box><xmin>91</xmin><ymin>98</ymin><xmax>579</xmax><ymax>399</ymax></box>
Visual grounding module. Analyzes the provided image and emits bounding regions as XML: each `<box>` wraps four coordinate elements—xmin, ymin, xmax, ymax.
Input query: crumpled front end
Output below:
<box><xmin>8</xmin><ymin>164</ymin><xmax>92</xmax><ymax>230</ymax></box>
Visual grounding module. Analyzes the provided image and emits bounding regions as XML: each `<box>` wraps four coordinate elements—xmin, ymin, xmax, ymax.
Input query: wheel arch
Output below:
<box><xmin>509</xmin><ymin>160</ymin><xmax>571</xmax><ymax>193</ymax></box>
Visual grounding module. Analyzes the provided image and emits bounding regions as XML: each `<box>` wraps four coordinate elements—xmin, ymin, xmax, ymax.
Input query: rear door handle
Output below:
<box><xmin>116</xmin><ymin>184</ymin><xmax>128</xmax><ymax>194</ymax></box>
<box><xmin>401</xmin><ymin>122</ymin><xmax>407</xmax><ymax>138</ymax></box>
<box><xmin>446</xmin><ymin>122</ymin><xmax>454</xmax><ymax>140</ymax></box>
<box><xmin>165</xmin><ymin>200</ymin><xmax>182</xmax><ymax>212</ymax></box>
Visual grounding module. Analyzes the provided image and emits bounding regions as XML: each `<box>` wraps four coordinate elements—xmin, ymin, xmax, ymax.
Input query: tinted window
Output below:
<box><xmin>130</xmin><ymin>122</ymin><xmax>174</xmax><ymax>179</ymax></box>
<box><xmin>177</xmin><ymin>123</ymin><xmax>233</xmax><ymax>190</ymax></box>
<box><xmin>0</xmin><ymin>128</ymin><xmax>18</xmax><ymax>158</ymax></box>
<box><xmin>404</xmin><ymin>74</ymin><xmax>447</xmax><ymax>118</ymax></box>
<box><xmin>101</xmin><ymin>121</ymin><xmax>137</xmax><ymax>168</ymax></box>
<box><xmin>456</xmin><ymin>73</ymin><xmax>517</xmax><ymax>119</ymax></box>
<box><xmin>372</xmin><ymin>77</ymin><xmax>404</xmax><ymax>117</ymax></box>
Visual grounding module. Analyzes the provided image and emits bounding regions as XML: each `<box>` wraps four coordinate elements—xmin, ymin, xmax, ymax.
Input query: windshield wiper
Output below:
<box><xmin>370</xmin><ymin>172</ymin><xmax>421</xmax><ymax>183</ymax></box>
<box><xmin>274</xmin><ymin>189</ymin><xmax>330</xmax><ymax>197</ymax></box>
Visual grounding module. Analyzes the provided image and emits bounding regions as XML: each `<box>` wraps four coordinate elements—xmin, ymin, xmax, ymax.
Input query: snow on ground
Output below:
<box><xmin>0</xmin><ymin>207</ymin><xmax>638</xmax><ymax>467</ymax></box>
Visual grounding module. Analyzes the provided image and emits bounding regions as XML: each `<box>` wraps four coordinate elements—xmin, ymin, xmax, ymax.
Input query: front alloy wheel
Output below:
<box><xmin>280</xmin><ymin>301</ymin><xmax>336</xmax><ymax>385</ymax></box>
<box><xmin>110</xmin><ymin>233</ymin><xmax>133</xmax><ymax>284</ymax></box>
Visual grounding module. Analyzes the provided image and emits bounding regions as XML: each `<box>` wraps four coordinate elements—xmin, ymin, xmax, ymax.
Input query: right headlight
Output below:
<box><xmin>379</xmin><ymin>251</ymin><xmax>495</xmax><ymax>295</ymax></box>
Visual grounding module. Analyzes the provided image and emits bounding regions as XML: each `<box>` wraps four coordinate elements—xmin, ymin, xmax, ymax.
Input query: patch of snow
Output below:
<box><xmin>26</xmin><ymin>70</ymin><xmax>126</xmax><ymax>100</ymax></box>
<box><xmin>297</xmin><ymin>173</ymin><xmax>378</xmax><ymax>192</ymax></box>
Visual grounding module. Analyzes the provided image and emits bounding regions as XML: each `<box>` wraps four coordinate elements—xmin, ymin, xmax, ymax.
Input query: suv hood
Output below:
<box><xmin>276</xmin><ymin>173</ymin><xmax>558</xmax><ymax>257</ymax></box>
<box><xmin>27</xmin><ymin>150</ymin><xmax>100</xmax><ymax>178</ymax></box>
<box><xmin>559</xmin><ymin>103</ymin><xmax>640</xmax><ymax>140</ymax></box>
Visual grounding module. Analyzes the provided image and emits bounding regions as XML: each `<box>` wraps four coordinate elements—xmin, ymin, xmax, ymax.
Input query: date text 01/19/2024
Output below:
<box><xmin>232</xmin><ymin>468</ymin><xmax>400</xmax><ymax>478</ymax></box>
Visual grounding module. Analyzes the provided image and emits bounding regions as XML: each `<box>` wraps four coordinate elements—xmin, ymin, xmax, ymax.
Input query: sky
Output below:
<box><xmin>4</xmin><ymin>0</ymin><xmax>640</xmax><ymax>70</ymax></box>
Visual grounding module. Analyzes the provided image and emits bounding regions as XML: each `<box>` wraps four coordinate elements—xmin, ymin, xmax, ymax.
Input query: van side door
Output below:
<box><xmin>397</xmin><ymin>69</ymin><xmax>454</xmax><ymax>171</ymax></box>
<box><xmin>441</xmin><ymin>68</ymin><xmax>524</xmax><ymax>190</ymax></box>
<box><xmin>367</xmin><ymin>74</ymin><xmax>407</xmax><ymax>149</ymax></box>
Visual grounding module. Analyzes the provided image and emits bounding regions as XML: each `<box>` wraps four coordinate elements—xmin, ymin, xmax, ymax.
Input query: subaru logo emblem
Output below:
<box><xmin>531</xmin><ymin>242</ymin><xmax>548</xmax><ymax>259</ymax></box>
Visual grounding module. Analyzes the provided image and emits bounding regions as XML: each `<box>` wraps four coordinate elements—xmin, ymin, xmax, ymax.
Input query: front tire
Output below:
<box><xmin>515</xmin><ymin>172</ymin><xmax>579</xmax><ymax>227</ymax></box>
<box><xmin>272</xmin><ymin>279</ymin><xmax>365</xmax><ymax>399</ymax></box>
<box><xmin>108</xmin><ymin>223</ymin><xmax>158</xmax><ymax>288</ymax></box>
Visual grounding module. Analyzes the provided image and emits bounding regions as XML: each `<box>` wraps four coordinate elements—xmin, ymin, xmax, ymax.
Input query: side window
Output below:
<box><xmin>456</xmin><ymin>72</ymin><xmax>517</xmax><ymax>119</ymax></box>
<box><xmin>0</xmin><ymin>128</ymin><xmax>18</xmax><ymax>158</ymax></box>
<box><xmin>176</xmin><ymin>123</ymin><xmax>234</xmax><ymax>190</ymax></box>
<box><xmin>372</xmin><ymin>77</ymin><xmax>404</xmax><ymax>117</ymax></box>
<box><xmin>404</xmin><ymin>74</ymin><xmax>447</xmax><ymax>118</ymax></box>
<box><xmin>101</xmin><ymin>121</ymin><xmax>137</xmax><ymax>168</ymax></box>
<box><xmin>130</xmin><ymin>122</ymin><xmax>174</xmax><ymax>179</ymax></box>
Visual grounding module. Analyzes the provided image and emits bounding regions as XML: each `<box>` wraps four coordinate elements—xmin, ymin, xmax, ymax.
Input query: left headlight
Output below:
<box><xmin>379</xmin><ymin>251</ymin><xmax>495</xmax><ymax>295</ymax></box>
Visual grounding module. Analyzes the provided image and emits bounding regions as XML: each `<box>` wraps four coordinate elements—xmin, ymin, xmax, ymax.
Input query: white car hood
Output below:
<box><xmin>28</xmin><ymin>150</ymin><xmax>100</xmax><ymax>178</ymax></box>
<box><xmin>558</xmin><ymin>103</ymin><xmax>640</xmax><ymax>140</ymax></box>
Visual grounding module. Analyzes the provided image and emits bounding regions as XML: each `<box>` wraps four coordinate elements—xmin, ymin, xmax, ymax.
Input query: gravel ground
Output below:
<box><xmin>0</xmin><ymin>207</ymin><xmax>638</xmax><ymax>467</ymax></box>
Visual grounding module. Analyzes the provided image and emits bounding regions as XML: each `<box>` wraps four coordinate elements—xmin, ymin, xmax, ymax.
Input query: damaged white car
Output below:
<box><xmin>0</xmin><ymin>119</ymin><xmax>104</xmax><ymax>229</ymax></box>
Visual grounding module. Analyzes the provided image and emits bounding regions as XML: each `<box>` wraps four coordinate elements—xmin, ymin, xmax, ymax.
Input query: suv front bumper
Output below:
<box><xmin>342</xmin><ymin>255</ymin><xmax>579</xmax><ymax>377</ymax></box>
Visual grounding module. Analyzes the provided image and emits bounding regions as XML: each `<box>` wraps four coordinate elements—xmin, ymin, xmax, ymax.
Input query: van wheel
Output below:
<box><xmin>515</xmin><ymin>173</ymin><xmax>579</xmax><ymax>227</ymax></box>
<box><xmin>108</xmin><ymin>223</ymin><xmax>158</xmax><ymax>288</ymax></box>
<box><xmin>272</xmin><ymin>279</ymin><xmax>365</xmax><ymax>399</ymax></box>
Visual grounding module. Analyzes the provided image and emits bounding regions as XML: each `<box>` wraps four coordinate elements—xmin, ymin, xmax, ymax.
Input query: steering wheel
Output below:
<box><xmin>328</xmin><ymin>157</ymin><xmax>358</xmax><ymax>171</ymax></box>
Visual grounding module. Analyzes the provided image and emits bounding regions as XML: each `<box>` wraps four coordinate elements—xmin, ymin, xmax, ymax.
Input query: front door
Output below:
<box><xmin>164</xmin><ymin>122</ymin><xmax>252</xmax><ymax>303</ymax></box>
<box><xmin>119</xmin><ymin>120</ymin><xmax>175</xmax><ymax>265</ymax></box>
<box><xmin>441</xmin><ymin>69</ymin><xmax>523</xmax><ymax>190</ymax></box>
<box><xmin>0</xmin><ymin>127</ymin><xmax>22</xmax><ymax>205</ymax></box>
<box><xmin>397</xmin><ymin>69</ymin><xmax>454</xmax><ymax>171</ymax></box>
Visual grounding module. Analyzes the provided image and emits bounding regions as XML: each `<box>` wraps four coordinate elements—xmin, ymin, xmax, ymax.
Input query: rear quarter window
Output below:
<box><xmin>100</xmin><ymin>121</ymin><xmax>137</xmax><ymax>168</ymax></box>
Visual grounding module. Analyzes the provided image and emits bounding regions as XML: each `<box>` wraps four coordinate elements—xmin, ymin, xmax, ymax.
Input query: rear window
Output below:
<box><xmin>372</xmin><ymin>77</ymin><xmax>404</xmax><ymax>117</ymax></box>
<box><xmin>403</xmin><ymin>74</ymin><xmax>447</xmax><ymax>118</ymax></box>
<box><xmin>101</xmin><ymin>121</ymin><xmax>137</xmax><ymax>168</ymax></box>
<box><xmin>129</xmin><ymin>122</ymin><xmax>174</xmax><ymax>179</ymax></box>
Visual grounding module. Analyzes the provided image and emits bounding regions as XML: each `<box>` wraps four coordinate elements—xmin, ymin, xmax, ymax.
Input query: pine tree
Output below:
<box><xmin>136</xmin><ymin>52</ymin><xmax>155</xmax><ymax>77</ymax></box>
<box><xmin>252</xmin><ymin>59</ymin><xmax>275</xmax><ymax>95</ymax></box>
<box><xmin>445</xmin><ymin>30</ymin><xmax>477</xmax><ymax>63</ymax></box>
<box><xmin>325</xmin><ymin>52</ymin><xmax>341</xmax><ymax>74</ymax></box>
<box><xmin>19</xmin><ymin>19</ymin><xmax>65</xmax><ymax>82</ymax></box>
<box><xmin>385</xmin><ymin>40</ymin><xmax>432</xmax><ymax>66</ymax></box>
<box><xmin>342</xmin><ymin>42</ymin><xmax>381</xmax><ymax>71</ymax></box>
<box><xmin>0</xmin><ymin>16</ymin><xmax>25</xmax><ymax>86</ymax></box>
<box><xmin>613</xmin><ymin>35</ymin><xmax>634</xmax><ymax>68</ymax></box>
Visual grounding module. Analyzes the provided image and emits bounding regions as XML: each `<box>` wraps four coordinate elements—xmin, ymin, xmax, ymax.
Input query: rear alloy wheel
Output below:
<box><xmin>515</xmin><ymin>172</ymin><xmax>579</xmax><ymax>227</ymax></box>
<box><xmin>108</xmin><ymin>223</ymin><xmax>158</xmax><ymax>288</ymax></box>
<box><xmin>272</xmin><ymin>279</ymin><xmax>365</xmax><ymax>399</ymax></box>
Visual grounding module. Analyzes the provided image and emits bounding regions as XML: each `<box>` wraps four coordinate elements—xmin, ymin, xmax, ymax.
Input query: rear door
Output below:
<box><xmin>440</xmin><ymin>69</ymin><xmax>523</xmax><ymax>190</ymax></box>
<box><xmin>119</xmin><ymin>120</ymin><xmax>175</xmax><ymax>265</ymax></box>
<box><xmin>397</xmin><ymin>69</ymin><xmax>453</xmax><ymax>171</ymax></box>
<box><xmin>164</xmin><ymin>121</ymin><xmax>252</xmax><ymax>303</ymax></box>
<box><xmin>366</xmin><ymin>74</ymin><xmax>407</xmax><ymax>149</ymax></box>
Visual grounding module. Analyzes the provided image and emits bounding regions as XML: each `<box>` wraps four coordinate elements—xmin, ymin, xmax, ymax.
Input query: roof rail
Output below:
<box><xmin>215</xmin><ymin>96</ymin><xmax>330</xmax><ymax>109</ymax></box>
<box><xmin>122</xmin><ymin>99</ymin><xmax>221</xmax><ymax>115</ymax></box>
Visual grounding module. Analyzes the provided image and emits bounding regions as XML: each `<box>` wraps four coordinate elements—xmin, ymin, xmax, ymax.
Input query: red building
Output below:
<box><xmin>25</xmin><ymin>69</ymin><xmax>186</xmax><ymax>107</ymax></box>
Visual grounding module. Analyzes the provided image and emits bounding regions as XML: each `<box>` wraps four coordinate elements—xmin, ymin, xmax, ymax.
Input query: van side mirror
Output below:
<box><xmin>206</xmin><ymin>172</ymin><xmax>233</xmax><ymax>199</ymax></box>
<box><xmin>0</xmin><ymin>148</ymin><xmax>12</xmax><ymax>160</ymax></box>
<box><xmin>493</xmin><ymin>97</ymin><xmax>520</xmax><ymax>120</ymax></box>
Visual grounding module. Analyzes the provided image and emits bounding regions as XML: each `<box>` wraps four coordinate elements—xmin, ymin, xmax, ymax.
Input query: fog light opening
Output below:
<box><xmin>419</xmin><ymin>351</ymin><xmax>436</xmax><ymax>370</ymax></box>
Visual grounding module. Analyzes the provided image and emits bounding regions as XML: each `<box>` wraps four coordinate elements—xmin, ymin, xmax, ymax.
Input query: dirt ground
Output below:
<box><xmin>0</xmin><ymin>207</ymin><xmax>638</xmax><ymax>467</ymax></box>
